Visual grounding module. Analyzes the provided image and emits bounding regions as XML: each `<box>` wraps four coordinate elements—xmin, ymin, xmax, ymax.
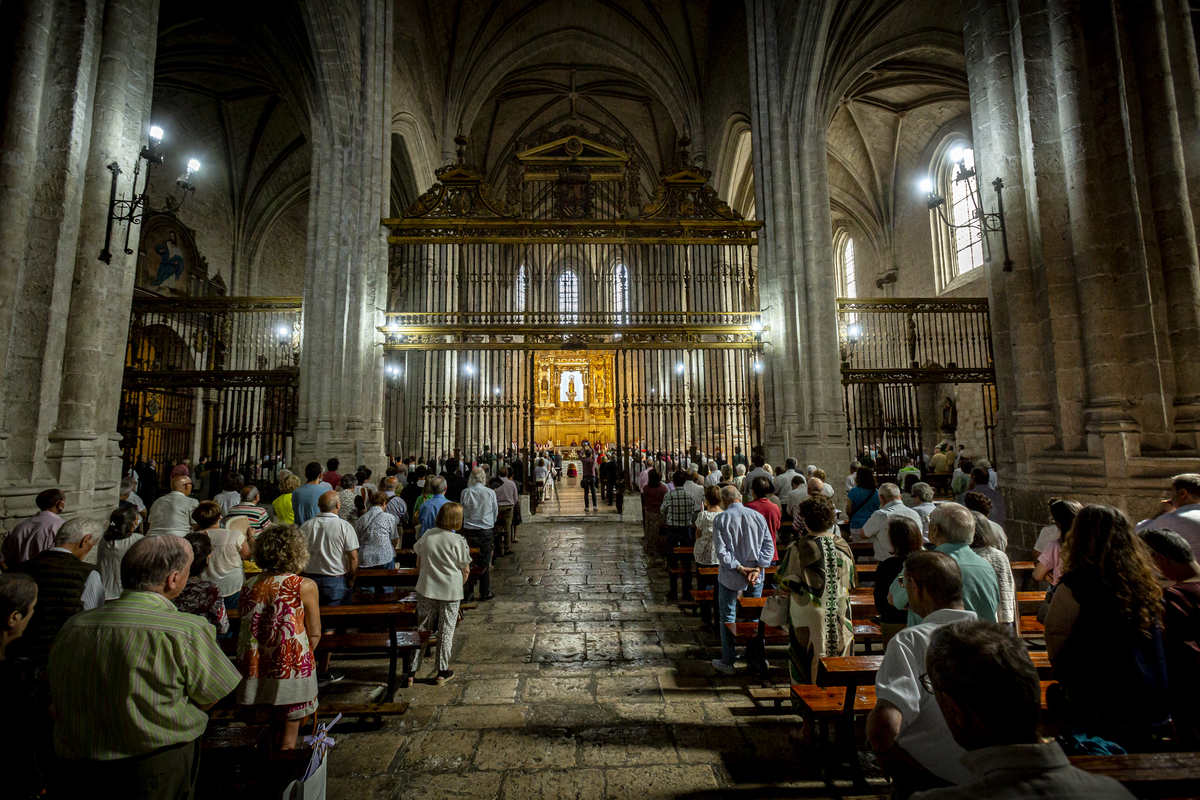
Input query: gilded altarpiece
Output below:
<box><xmin>534</xmin><ymin>352</ymin><xmax>615</xmax><ymax>447</ymax></box>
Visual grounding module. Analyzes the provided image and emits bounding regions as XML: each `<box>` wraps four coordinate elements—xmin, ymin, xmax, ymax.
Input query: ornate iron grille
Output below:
<box><xmin>383</xmin><ymin>134</ymin><xmax>765</xmax><ymax>482</ymax></box>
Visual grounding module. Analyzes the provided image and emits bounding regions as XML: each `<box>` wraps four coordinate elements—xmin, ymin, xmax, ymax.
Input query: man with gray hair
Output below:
<box><xmin>888</xmin><ymin>502</ymin><xmax>998</xmax><ymax>627</ymax></box>
<box><xmin>711</xmin><ymin>483</ymin><xmax>775</xmax><ymax>675</ymax></box>
<box><xmin>915</xmin><ymin>620</ymin><xmax>1134</xmax><ymax>799</ymax></box>
<box><xmin>9</xmin><ymin>516</ymin><xmax>104</xmax><ymax>662</ymax></box>
<box><xmin>1137</xmin><ymin>473</ymin><xmax>1200</xmax><ymax>557</ymax></box>
<box><xmin>47</xmin><ymin>535</ymin><xmax>241</xmax><ymax>797</ymax></box>
<box><xmin>908</xmin><ymin>482</ymin><xmax>936</xmax><ymax>539</ymax></box>
<box><xmin>862</xmin><ymin>482</ymin><xmax>924</xmax><ymax>562</ymax></box>
<box><xmin>119</xmin><ymin>475</ymin><xmax>147</xmax><ymax>520</ymax></box>
<box><xmin>461</xmin><ymin>467</ymin><xmax>499</xmax><ymax>601</ymax></box>
<box><xmin>382</xmin><ymin>475</ymin><xmax>409</xmax><ymax>525</ymax></box>
<box><xmin>224</xmin><ymin>484</ymin><xmax>269</xmax><ymax>535</ymax></box>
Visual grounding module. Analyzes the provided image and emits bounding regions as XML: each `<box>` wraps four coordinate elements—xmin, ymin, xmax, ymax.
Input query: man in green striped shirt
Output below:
<box><xmin>48</xmin><ymin>535</ymin><xmax>241</xmax><ymax>799</ymax></box>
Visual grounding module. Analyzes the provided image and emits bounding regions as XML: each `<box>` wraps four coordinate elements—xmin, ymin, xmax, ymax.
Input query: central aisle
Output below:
<box><xmin>324</xmin><ymin>520</ymin><xmax>857</xmax><ymax>799</ymax></box>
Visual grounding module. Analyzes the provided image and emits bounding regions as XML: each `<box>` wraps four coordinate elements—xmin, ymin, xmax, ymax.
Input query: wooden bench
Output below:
<box><xmin>748</xmin><ymin>685</ymin><xmax>792</xmax><ymax>709</ymax></box>
<box><xmin>1017</xmin><ymin>589</ymin><xmax>1046</xmax><ymax>614</ymax></box>
<box><xmin>724</xmin><ymin>620</ymin><xmax>788</xmax><ymax>645</ymax></box>
<box><xmin>1019</xmin><ymin>616</ymin><xmax>1044</xmax><ymax>638</ymax></box>
<box><xmin>354</xmin><ymin>567</ymin><xmax>420</xmax><ymax>589</ymax></box>
<box><xmin>853</xmin><ymin>620</ymin><xmax>882</xmax><ymax>654</ymax></box>
<box><xmin>1070</xmin><ymin>752</ymin><xmax>1200</xmax><ymax>797</ymax></box>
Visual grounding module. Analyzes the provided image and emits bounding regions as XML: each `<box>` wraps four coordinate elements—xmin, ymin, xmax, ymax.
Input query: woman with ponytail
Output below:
<box><xmin>97</xmin><ymin>504</ymin><xmax>142</xmax><ymax>600</ymax></box>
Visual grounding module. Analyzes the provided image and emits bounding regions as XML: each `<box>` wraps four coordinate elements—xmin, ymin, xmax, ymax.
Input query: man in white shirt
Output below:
<box><xmin>1137</xmin><ymin>473</ymin><xmax>1200</xmax><ymax>557</ymax></box>
<box><xmin>908</xmin><ymin>482</ymin><xmax>937</xmax><ymax>540</ymax></box>
<box><xmin>213</xmin><ymin>474</ymin><xmax>243</xmax><ymax>516</ymax></box>
<box><xmin>773</xmin><ymin>458</ymin><xmax>799</xmax><ymax>498</ymax></box>
<box><xmin>862</xmin><ymin>483</ymin><xmax>924</xmax><ymax>561</ymax></box>
<box><xmin>704</xmin><ymin>460</ymin><xmax>722</xmax><ymax>486</ymax></box>
<box><xmin>866</xmin><ymin>551</ymin><xmax>978</xmax><ymax>795</ymax></box>
<box><xmin>845</xmin><ymin>460</ymin><xmax>861</xmax><ymax>492</ymax></box>
<box><xmin>146</xmin><ymin>475</ymin><xmax>199</xmax><ymax>536</ymax></box>
<box><xmin>683</xmin><ymin>472</ymin><xmax>706</xmax><ymax>507</ymax></box>
<box><xmin>914</xmin><ymin>620</ymin><xmax>1134</xmax><ymax>800</ymax></box>
<box><xmin>299</xmin><ymin>491</ymin><xmax>360</xmax><ymax>607</ymax></box>
<box><xmin>460</xmin><ymin>468</ymin><xmax>498</xmax><ymax>601</ymax></box>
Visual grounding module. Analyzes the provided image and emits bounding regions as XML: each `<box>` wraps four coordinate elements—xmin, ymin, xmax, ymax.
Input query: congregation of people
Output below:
<box><xmin>3</xmin><ymin>438</ymin><xmax>1200</xmax><ymax>798</ymax></box>
<box><xmin>0</xmin><ymin>449</ymin><xmax>528</xmax><ymax>799</ymax></box>
<box><xmin>626</xmin><ymin>444</ymin><xmax>1200</xmax><ymax>798</ymax></box>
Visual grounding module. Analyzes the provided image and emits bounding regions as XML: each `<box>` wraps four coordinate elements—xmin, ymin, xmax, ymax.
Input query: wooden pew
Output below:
<box><xmin>1069</xmin><ymin>752</ymin><xmax>1200</xmax><ymax>797</ymax></box>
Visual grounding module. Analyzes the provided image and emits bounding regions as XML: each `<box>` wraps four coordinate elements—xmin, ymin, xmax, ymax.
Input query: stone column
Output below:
<box><xmin>961</xmin><ymin>0</ymin><xmax>1200</xmax><ymax>550</ymax></box>
<box><xmin>0</xmin><ymin>0</ymin><xmax>159</xmax><ymax>529</ymax></box>
<box><xmin>745</xmin><ymin>0</ymin><xmax>848</xmax><ymax>476</ymax></box>
<box><xmin>290</xmin><ymin>0</ymin><xmax>392</xmax><ymax>476</ymax></box>
<box><xmin>48</xmin><ymin>0</ymin><xmax>161</xmax><ymax>516</ymax></box>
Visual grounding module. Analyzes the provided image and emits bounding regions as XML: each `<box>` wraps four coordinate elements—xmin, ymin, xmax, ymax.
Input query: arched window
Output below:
<box><xmin>843</xmin><ymin>238</ymin><xmax>857</xmax><ymax>299</ymax></box>
<box><xmin>949</xmin><ymin>148</ymin><xmax>984</xmax><ymax>275</ymax></box>
<box><xmin>613</xmin><ymin>263</ymin><xmax>629</xmax><ymax>322</ymax></box>
<box><xmin>928</xmin><ymin>140</ymin><xmax>985</xmax><ymax>292</ymax></box>
<box><xmin>834</xmin><ymin>229</ymin><xmax>857</xmax><ymax>299</ymax></box>
<box><xmin>515</xmin><ymin>264</ymin><xmax>526</xmax><ymax>312</ymax></box>
<box><xmin>558</xmin><ymin>269</ymin><xmax>578</xmax><ymax>322</ymax></box>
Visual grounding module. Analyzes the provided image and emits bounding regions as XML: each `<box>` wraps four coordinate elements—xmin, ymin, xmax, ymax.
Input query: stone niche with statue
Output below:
<box><xmin>534</xmin><ymin>352</ymin><xmax>615</xmax><ymax>449</ymax></box>
<box><xmin>136</xmin><ymin>213</ymin><xmax>225</xmax><ymax>297</ymax></box>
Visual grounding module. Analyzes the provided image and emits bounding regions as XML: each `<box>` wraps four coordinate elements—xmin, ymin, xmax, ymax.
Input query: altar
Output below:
<box><xmin>534</xmin><ymin>352</ymin><xmax>615</xmax><ymax>448</ymax></box>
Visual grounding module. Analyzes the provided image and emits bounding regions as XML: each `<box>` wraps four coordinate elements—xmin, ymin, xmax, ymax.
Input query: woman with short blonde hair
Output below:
<box><xmin>273</xmin><ymin>472</ymin><xmax>303</xmax><ymax>525</ymax></box>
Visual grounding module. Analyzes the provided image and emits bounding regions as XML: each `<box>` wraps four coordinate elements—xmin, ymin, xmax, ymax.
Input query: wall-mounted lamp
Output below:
<box><xmin>922</xmin><ymin>149</ymin><xmax>1013</xmax><ymax>272</ymax></box>
<box><xmin>99</xmin><ymin>125</ymin><xmax>201</xmax><ymax>264</ymax></box>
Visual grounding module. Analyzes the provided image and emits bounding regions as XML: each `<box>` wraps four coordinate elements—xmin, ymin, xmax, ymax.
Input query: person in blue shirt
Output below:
<box><xmin>291</xmin><ymin>462</ymin><xmax>332</xmax><ymax>526</ymax></box>
<box><xmin>888</xmin><ymin>502</ymin><xmax>999</xmax><ymax>626</ymax></box>
<box><xmin>418</xmin><ymin>476</ymin><xmax>450</xmax><ymax>536</ymax></box>
<box><xmin>711</xmin><ymin>485</ymin><xmax>776</xmax><ymax>675</ymax></box>
<box><xmin>846</xmin><ymin>466</ymin><xmax>881</xmax><ymax>538</ymax></box>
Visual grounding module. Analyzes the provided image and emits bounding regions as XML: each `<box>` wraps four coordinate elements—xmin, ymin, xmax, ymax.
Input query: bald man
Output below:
<box><xmin>146</xmin><ymin>474</ymin><xmax>199</xmax><ymax>536</ymax></box>
<box><xmin>298</xmin><ymin>490</ymin><xmax>360</xmax><ymax>608</ymax></box>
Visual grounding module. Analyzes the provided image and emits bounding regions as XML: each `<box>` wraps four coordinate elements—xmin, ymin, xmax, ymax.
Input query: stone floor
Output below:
<box><xmin>320</xmin><ymin>519</ymin><xmax>883</xmax><ymax>799</ymax></box>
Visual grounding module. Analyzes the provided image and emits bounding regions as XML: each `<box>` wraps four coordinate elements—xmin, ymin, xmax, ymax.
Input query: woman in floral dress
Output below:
<box><xmin>236</xmin><ymin>524</ymin><xmax>322</xmax><ymax>749</ymax></box>
<box><xmin>775</xmin><ymin>496</ymin><xmax>856</xmax><ymax>684</ymax></box>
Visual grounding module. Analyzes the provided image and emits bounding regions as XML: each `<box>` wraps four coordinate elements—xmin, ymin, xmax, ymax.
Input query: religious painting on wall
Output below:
<box><xmin>136</xmin><ymin>214</ymin><xmax>207</xmax><ymax>296</ymax></box>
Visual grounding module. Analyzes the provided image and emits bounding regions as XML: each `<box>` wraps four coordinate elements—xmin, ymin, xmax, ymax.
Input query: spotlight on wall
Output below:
<box><xmin>921</xmin><ymin>147</ymin><xmax>1013</xmax><ymax>271</ymax></box>
<box><xmin>675</xmin><ymin>363</ymin><xmax>684</xmax><ymax>374</ymax></box>
<box><xmin>99</xmin><ymin>124</ymin><xmax>201</xmax><ymax>263</ymax></box>
<box><xmin>749</xmin><ymin>319</ymin><xmax>763</xmax><ymax>333</ymax></box>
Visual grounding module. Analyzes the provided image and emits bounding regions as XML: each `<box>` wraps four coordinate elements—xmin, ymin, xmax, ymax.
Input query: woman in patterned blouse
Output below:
<box><xmin>173</xmin><ymin>533</ymin><xmax>229</xmax><ymax>635</ymax></box>
<box><xmin>236</xmin><ymin>524</ymin><xmax>322</xmax><ymax>749</ymax></box>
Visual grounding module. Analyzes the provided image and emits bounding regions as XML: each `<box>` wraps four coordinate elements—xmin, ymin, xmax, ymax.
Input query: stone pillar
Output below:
<box><xmin>745</xmin><ymin>0</ymin><xmax>847</xmax><ymax>478</ymax></box>
<box><xmin>290</xmin><ymin>0</ymin><xmax>391</xmax><ymax>476</ymax></box>
<box><xmin>961</xmin><ymin>0</ymin><xmax>1200</xmax><ymax>551</ymax></box>
<box><xmin>0</xmin><ymin>0</ymin><xmax>159</xmax><ymax>529</ymax></box>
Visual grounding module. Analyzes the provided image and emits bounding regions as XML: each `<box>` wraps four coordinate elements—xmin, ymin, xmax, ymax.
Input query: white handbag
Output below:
<box><xmin>759</xmin><ymin>591</ymin><xmax>789</xmax><ymax>628</ymax></box>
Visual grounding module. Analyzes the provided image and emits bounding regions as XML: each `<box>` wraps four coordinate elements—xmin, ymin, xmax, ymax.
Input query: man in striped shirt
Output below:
<box><xmin>662</xmin><ymin>470</ymin><xmax>701</xmax><ymax>601</ymax></box>
<box><xmin>224</xmin><ymin>484</ymin><xmax>270</xmax><ymax>535</ymax></box>
<box><xmin>47</xmin><ymin>535</ymin><xmax>241</xmax><ymax>798</ymax></box>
